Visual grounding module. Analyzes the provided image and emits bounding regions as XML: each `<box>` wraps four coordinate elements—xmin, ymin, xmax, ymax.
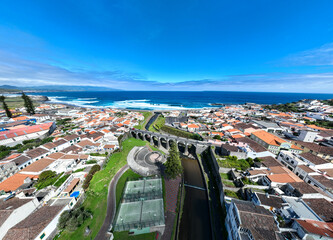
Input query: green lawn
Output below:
<box><xmin>242</xmin><ymin>178</ymin><xmax>260</xmax><ymax>185</ymax></box>
<box><xmin>224</xmin><ymin>190</ymin><xmax>241</xmax><ymax>199</ymax></box>
<box><xmin>58</xmin><ymin>138</ymin><xmax>147</xmax><ymax>240</ymax></box>
<box><xmin>222</xmin><ymin>180</ymin><xmax>236</xmax><ymax>188</ymax></box>
<box><xmin>220</xmin><ymin>173</ymin><xmax>232</xmax><ymax>180</ymax></box>
<box><xmin>217</xmin><ymin>158</ymin><xmax>250</xmax><ymax>171</ymax></box>
<box><xmin>2</xmin><ymin>96</ymin><xmax>39</xmax><ymax>109</ymax></box>
<box><xmin>160</xmin><ymin>125</ymin><xmax>202</xmax><ymax>140</ymax></box>
<box><xmin>148</xmin><ymin>115</ymin><xmax>165</xmax><ymax>132</ymax></box>
<box><xmin>113</xmin><ymin>231</ymin><xmax>156</xmax><ymax>240</ymax></box>
<box><xmin>134</xmin><ymin>111</ymin><xmax>153</xmax><ymax>130</ymax></box>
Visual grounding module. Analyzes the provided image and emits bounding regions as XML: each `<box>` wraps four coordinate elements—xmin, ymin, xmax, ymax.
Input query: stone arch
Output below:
<box><xmin>152</xmin><ymin>135</ymin><xmax>160</xmax><ymax>147</ymax></box>
<box><xmin>131</xmin><ymin>131</ymin><xmax>137</xmax><ymax>138</ymax></box>
<box><xmin>160</xmin><ymin>137</ymin><xmax>168</xmax><ymax>149</ymax></box>
<box><xmin>137</xmin><ymin>132</ymin><xmax>144</xmax><ymax>140</ymax></box>
<box><xmin>187</xmin><ymin>143</ymin><xmax>197</xmax><ymax>155</ymax></box>
<box><xmin>177</xmin><ymin>141</ymin><xmax>186</xmax><ymax>153</ymax></box>
<box><xmin>168</xmin><ymin>139</ymin><xmax>176</xmax><ymax>149</ymax></box>
<box><xmin>144</xmin><ymin>133</ymin><xmax>151</xmax><ymax>142</ymax></box>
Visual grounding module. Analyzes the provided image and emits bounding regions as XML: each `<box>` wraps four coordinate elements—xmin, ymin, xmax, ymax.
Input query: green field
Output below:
<box><xmin>148</xmin><ymin>115</ymin><xmax>165</xmax><ymax>132</ymax></box>
<box><xmin>224</xmin><ymin>189</ymin><xmax>241</xmax><ymax>199</ymax></box>
<box><xmin>134</xmin><ymin>111</ymin><xmax>152</xmax><ymax>130</ymax></box>
<box><xmin>0</xmin><ymin>96</ymin><xmax>39</xmax><ymax>109</ymax></box>
<box><xmin>58</xmin><ymin>138</ymin><xmax>147</xmax><ymax>240</ymax></box>
<box><xmin>160</xmin><ymin>125</ymin><xmax>203</xmax><ymax>140</ymax></box>
<box><xmin>217</xmin><ymin>157</ymin><xmax>250</xmax><ymax>171</ymax></box>
<box><xmin>219</xmin><ymin>173</ymin><xmax>232</xmax><ymax>180</ymax></box>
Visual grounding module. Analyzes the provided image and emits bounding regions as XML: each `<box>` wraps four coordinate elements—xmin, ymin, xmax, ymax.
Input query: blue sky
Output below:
<box><xmin>1</xmin><ymin>0</ymin><xmax>333</xmax><ymax>92</ymax></box>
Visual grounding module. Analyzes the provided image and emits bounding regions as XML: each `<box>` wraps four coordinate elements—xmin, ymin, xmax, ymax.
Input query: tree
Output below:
<box><xmin>58</xmin><ymin>210</ymin><xmax>71</xmax><ymax>230</ymax></box>
<box><xmin>246</xmin><ymin>157</ymin><xmax>254</xmax><ymax>166</ymax></box>
<box><xmin>213</xmin><ymin>135</ymin><xmax>221</xmax><ymax>140</ymax></box>
<box><xmin>0</xmin><ymin>96</ymin><xmax>12</xmax><ymax>118</ymax></box>
<box><xmin>57</xmin><ymin>207</ymin><xmax>91</xmax><ymax>231</ymax></box>
<box><xmin>21</xmin><ymin>93</ymin><xmax>35</xmax><ymax>115</ymax></box>
<box><xmin>164</xmin><ymin>143</ymin><xmax>183</xmax><ymax>179</ymax></box>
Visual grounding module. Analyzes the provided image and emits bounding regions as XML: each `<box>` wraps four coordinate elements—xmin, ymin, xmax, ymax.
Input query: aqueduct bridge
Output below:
<box><xmin>130</xmin><ymin>129</ymin><xmax>211</xmax><ymax>155</ymax></box>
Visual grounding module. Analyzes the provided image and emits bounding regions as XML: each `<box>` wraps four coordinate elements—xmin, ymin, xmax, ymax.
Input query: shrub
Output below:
<box><xmin>82</xmin><ymin>164</ymin><xmax>100</xmax><ymax>190</ymax></box>
<box><xmin>58</xmin><ymin>207</ymin><xmax>91</xmax><ymax>232</ymax></box>
<box><xmin>213</xmin><ymin>135</ymin><xmax>221</xmax><ymax>140</ymax></box>
<box><xmin>85</xmin><ymin>160</ymin><xmax>97</xmax><ymax>164</ymax></box>
<box><xmin>54</xmin><ymin>174</ymin><xmax>70</xmax><ymax>187</ymax></box>
<box><xmin>39</xmin><ymin>170</ymin><xmax>57</xmax><ymax>181</ymax></box>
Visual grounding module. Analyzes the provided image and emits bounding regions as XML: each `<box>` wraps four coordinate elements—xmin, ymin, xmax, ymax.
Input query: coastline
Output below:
<box><xmin>28</xmin><ymin>91</ymin><xmax>333</xmax><ymax>111</ymax></box>
<box><xmin>44</xmin><ymin>99</ymin><xmax>220</xmax><ymax>112</ymax></box>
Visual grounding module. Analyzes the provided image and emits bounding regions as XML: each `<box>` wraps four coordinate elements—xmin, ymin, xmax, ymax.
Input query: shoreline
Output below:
<box><xmin>45</xmin><ymin>99</ymin><xmax>221</xmax><ymax>111</ymax></box>
<box><xmin>29</xmin><ymin>91</ymin><xmax>333</xmax><ymax>111</ymax></box>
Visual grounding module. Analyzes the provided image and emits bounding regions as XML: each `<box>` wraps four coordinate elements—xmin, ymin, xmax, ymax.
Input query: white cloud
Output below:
<box><xmin>282</xmin><ymin>43</ymin><xmax>333</xmax><ymax>66</ymax></box>
<box><xmin>0</xmin><ymin>49</ymin><xmax>333</xmax><ymax>92</ymax></box>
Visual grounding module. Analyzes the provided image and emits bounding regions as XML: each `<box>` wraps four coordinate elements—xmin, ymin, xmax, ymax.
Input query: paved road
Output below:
<box><xmin>95</xmin><ymin>164</ymin><xmax>129</xmax><ymax>240</ymax></box>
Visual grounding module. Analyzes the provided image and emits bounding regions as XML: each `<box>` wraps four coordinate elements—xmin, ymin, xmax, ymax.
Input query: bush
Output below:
<box><xmin>0</xmin><ymin>150</ymin><xmax>11</xmax><ymax>160</ymax></box>
<box><xmin>54</xmin><ymin>174</ymin><xmax>70</xmax><ymax>187</ymax></box>
<box><xmin>35</xmin><ymin>171</ymin><xmax>59</xmax><ymax>190</ymax></box>
<box><xmin>85</xmin><ymin>160</ymin><xmax>97</xmax><ymax>164</ymax></box>
<box><xmin>39</xmin><ymin>170</ymin><xmax>57</xmax><ymax>181</ymax></box>
<box><xmin>82</xmin><ymin>165</ymin><xmax>100</xmax><ymax>190</ymax></box>
<box><xmin>160</xmin><ymin>125</ymin><xmax>202</xmax><ymax>140</ymax></box>
<box><xmin>246</xmin><ymin>157</ymin><xmax>254</xmax><ymax>166</ymax></box>
<box><xmin>56</xmin><ymin>118</ymin><xmax>71</xmax><ymax>126</ymax></box>
<box><xmin>213</xmin><ymin>135</ymin><xmax>221</xmax><ymax>140</ymax></box>
<box><xmin>89</xmin><ymin>153</ymin><xmax>106</xmax><ymax>157</ymax></box>
<box><xmin>58</xmin><ymin>207</ymin><xmax>91</xmax><ymax>232</ymax></box>
<box><xmin>254</xmin><ymin>157</ymin><xmax>263</xmax><ymax>162</ymax></box>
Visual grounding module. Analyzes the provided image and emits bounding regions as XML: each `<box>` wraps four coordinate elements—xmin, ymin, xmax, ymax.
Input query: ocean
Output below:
<box><xmin>30</xmin><ymin>91</ymin><xmax>333</xmax><ymax>110</ymax></box>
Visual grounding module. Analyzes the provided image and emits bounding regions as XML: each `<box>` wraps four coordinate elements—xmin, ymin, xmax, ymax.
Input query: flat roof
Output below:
<box><xmin>282</xmin><ymin>197</ymin><xmax>322</xmax><ymax>221</ymax></box>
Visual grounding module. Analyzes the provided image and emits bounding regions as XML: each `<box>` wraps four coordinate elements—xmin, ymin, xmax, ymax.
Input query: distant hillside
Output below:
<box><xmin>0</xmin><ymin>88</ymin><xmax>19</xmax><ymax>93</ymax></box>
<box><xmin>0</xmin><ymin>85</ymin><xmax>122</xmax><ymax>92</ymax></box>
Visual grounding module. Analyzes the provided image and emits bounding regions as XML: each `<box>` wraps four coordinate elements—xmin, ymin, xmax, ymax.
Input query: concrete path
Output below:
<box><xmin>95</xmin><ymin>164</ymin><xmax>129</xmax><ymax>240</ymax></box>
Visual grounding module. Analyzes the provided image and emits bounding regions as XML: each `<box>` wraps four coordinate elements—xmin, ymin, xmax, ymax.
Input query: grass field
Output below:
<box><xmin>1</xmin><ymin>96</ymin><xmax>39</xmax><ymax>109</ymax></box>
<box><xmin>224</xmin><ymin>189</ymin><xmax>241</xmax><ymax>199</ymax></box>
<box><xmin>222</xmin><ymin>180</ymin><xmax>236</xmax><ymax>188</ymax></box>
<box><xmin>148</xmin><ymin>115</ymin><xmax>165</xmax><ymax>132</ymax></box>
<box><xmin>58</xmin><ymin>138</ymin><xmax>147</xmax><ymax>240</ymax></box>
<box><xmin>160</xmin><ymin>125</ymin><xmax>202</xmax><ymax>140</ymax></box>
<box><xmin>134</xmin><ymin>111</ymin><xmax>152</xmax><ymax>130</ymax></box>
<box><xmin>217</xmin><ymin>158</ymin><xmax>250</xmax><ymax>171</ymax></box>
<box><xmin>219</xmin><ymin>173</ymin><xmax>232</xmax><ymax>180</ymax></box>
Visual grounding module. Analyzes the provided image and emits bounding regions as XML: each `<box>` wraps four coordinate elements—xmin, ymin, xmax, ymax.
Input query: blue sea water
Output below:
<box><xmin>30</xmin><ymin>91</ymin><xmax>333</xmax><ymax>110</ymax></box>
